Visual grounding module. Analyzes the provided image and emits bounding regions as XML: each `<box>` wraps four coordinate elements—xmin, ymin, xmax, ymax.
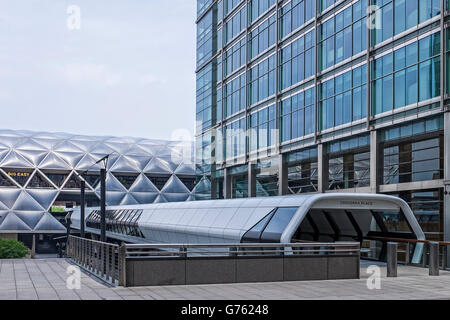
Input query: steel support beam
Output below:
<box><xmin>440</xmin><ymin>0</ymin><xmax>445</xmax><ymax>112</ymax></box>
<box><xmin>444</xmin><ymin>113</ymin><xmax>450</xmax><ymax>249</ymax></box>
<box><xmin>370</xmin><ymin>130</ymin><xmax>382</xmax><ymax>193</ymax></box>
<box><xmin>314</xmin><ymin>0</ymin><xmax>320</xmax><ymax>143</ymax></box>
<box><xmin>318</xmin><ymin>144</ymin><xmax>329</xmax><ymax>193</ymax></box>
<box><xmin>274</xmin><ymin>0</ymin><xmax>281</xmax><ymax>154</ymax></box>
<box><xmin>345</xmin><ymin>210</ymin><xmax>363</xmax><ymax>243</ymax></box>
<box><xmin>278</xmin><ymin>154</ymin><xmax>288</xmax><ymax>196</ymax></box>
<box><xmin>210</xmin><ymin>176</ymin><xmax>217</xmax><ymax>200</ymax></box>
<box><xmin>366</xmin><ymin>0</ymin><xmax>372</xmax><ymax>129</ymax></box>
<box><xmin>224</xmin><ymin>167</ymin><xmax>232</xmax><ymax>199</ymax></box>
<box><xmin>248</xmin><ymin>161</ymin><xmax>257</xmax><ymax>197</ymax></box>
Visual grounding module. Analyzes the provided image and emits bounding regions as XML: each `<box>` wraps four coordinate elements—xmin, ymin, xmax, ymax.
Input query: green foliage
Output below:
<box><xmin>50</xmin><ymin>206</ymin><xmax>66</xmax><ymax>213</ymax></box>
<box><xmin>0</xmin><ymin>238</ymin><xmax>29</xmax><ymax>259</ymax></box>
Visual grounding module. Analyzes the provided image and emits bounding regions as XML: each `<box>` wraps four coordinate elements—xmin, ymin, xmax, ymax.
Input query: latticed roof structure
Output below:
<box><xmin>0</xmin><ymin>129</ymin><xmax>195</xmax><ymax>233</ymax></box>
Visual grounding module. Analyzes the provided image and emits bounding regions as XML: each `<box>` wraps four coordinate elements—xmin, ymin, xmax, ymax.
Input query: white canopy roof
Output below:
<box><xmin>72</xmin><ymin>193</ymin><xmax>425</xmax><ymax>246</ymax></box>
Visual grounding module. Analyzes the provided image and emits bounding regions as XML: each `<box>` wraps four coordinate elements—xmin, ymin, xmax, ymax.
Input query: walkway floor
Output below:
<box><xmin>1</xmin><ymin>258</ymin><xmax>450</xmax><ymax>300</ymax></box>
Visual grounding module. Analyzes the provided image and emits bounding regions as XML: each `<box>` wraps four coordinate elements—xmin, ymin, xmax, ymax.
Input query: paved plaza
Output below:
<box><xmin>0</xmin><ymin>258</ymin><xmax>450</xmax><ymax>300</ymax></box>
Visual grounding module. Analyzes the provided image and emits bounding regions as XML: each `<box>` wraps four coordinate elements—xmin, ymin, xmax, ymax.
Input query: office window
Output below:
<box><xmin>319</xmin><ymin>65</ymin><xmax>367</xmax><ymax>130</ymax></box>
<box><xmin>250</xmin><ymin>0</ymin><xmax>276</xmax><ymax>23</ymax></box>
<box><xmin>446</xmin><ymin>28</ymin><xmax>450</xmax><ymax>94</ymax></box>
<box><xmin>255</xmin><ymin>158</ymin><xmax>279</xmax><ymax>197</ymax></box>
<box><xmin>232</xmin><ymin>172</ymin><xmax>248</xmax><ymax>198</ymax></box>
<box><xmin>279</xmin><ymin>0</ymin><xmax>315</xmax><ymax>39</ymax></box>
<box><xmin>248</xmin><ymin>55</ymin><xmax>276</xmax><ymax>105</ymax></box>
<box><xmin>320</xmin><ymin>0</ymin><xmax>338</xmax><ymax>12</ymax></box>
<box><xmin>280</xmin><ymin>87</ymin><xmax>315</xmax><ymax>142</ymax></box>
<box><xmin>372</xmin><ymin>0</ymin><xmax>440</xmax><ymax>46</ymax></box>
<box><xmin>328</xmin><ymin>152</ymin><xmax>370</xmax><ymax>190</ymax></box>
<box><xmin>197</xmin><ymin>10</ymin><xmax>214</xmax><ymax>66</ymax></box>
<box><xmin>196</xmin><ymin>63</ymin><xmax>213</xmax><ymax>131</ymax></box>
<box><xmin>249</xmin><ymin>105</ymin><xmax>276</xmax><ymax>151</ymax></box>
<box><xmin>225</xmin><ymin>37</ymin><xmax>246</xmax><ymax>76</ymax></box>
<box><xmin>326</xmin><ymin>135</ymin><xmax>371</xmax><ymax>189</ymax></box>
<box><xmin>195</xmin><ymin>132</ymin><xmax>212</xmax><ymax>173</ymax></box>
<box><xmin>395</xmin><ymin>190</ymin><xmax>444</xmax><ymax>241</ymax></box>
<box><xmin>371</xmin><ymin>32</ymin><xmax>440</xmax><ymax>115</ymax></box>
<box><xmin>224</xmin><ymin>72</ymin><xmax>246</xmax><ymax>117</ymax></box>
<box><xmin>383</xmin><ymin>136</ymin><xmax>443</xmax><ymax>184</ymax></box>
<box><xmin>225</xmin><ymin>6</ymin><xmax>247</xmax><ymax>44</ymax></box>
<box><xmin>249</xmin><ymin>14</ymin><xmax>276</xmax><ymax>59</ymax></box>
<box><xmin>319</xmin><ymin>0</ymin><xmax>367</xmax><ymax>71</ymax></box>
<box><xmin>279</xmin><ymin>29</ymin><xmax>315</xmax><ymax>90</ymax></box>
<box><xmin>224</xmin><ymin>0</ymin><xmax>244</xmax><ymax>15</ymax></box>
<box><xmin>287</xmin><ymin>147</ymin><xmax>319</xmax><ymax>194</ymax></box>
<box><xmin>198</xmin><ymin>0</ymin><xmax>214</xmax><ymax>17</ymax></box>
<box><xmin>225</xmin><ymin>118</ymin><xmax>246</xmax><ymax>159</ymax></box>
<box><xmin>216</xmin><ymin>85</ymin><xmax>223</xmax><ymax>124</ymax></box>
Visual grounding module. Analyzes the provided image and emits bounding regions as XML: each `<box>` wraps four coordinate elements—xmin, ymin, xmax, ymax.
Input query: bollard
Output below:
<box><xmin>444</xmin><ymin>245</ymin><xmax>448</xmax><ymax>270</ymax></box>
<box><xmin>429</xmin><ymin>242</ymin><xmax>439</xmax><ymax>276</ymax></box>
<box><xmin>387</xmin><ymin>242</ymin><xmax>398</xmax><ymax>278</ymax></box>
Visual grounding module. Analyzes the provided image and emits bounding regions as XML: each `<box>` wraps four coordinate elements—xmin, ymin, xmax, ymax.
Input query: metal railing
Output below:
<box><xmin>67</xmin><ymin>237</ymin><xmax>360</xmax><ymax>287</ymax></box>
<box><xmin>365</xmin><ymin>236</ymin><xmax>450</xmax><ymax>270</ymax></box>
<box><xmin>123</xmin><ymin>242</ymin><xmax>361</xmax><ymax>258</ymax></box>
<box><xmin>67</xmin><ymin>236</ymin><xmax>119</xmax><ymax>285</ymax></box>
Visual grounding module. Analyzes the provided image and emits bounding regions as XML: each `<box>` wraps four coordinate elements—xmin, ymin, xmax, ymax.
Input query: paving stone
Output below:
<box><xmin>3</xmin><ymin>258</ymin><xmax>450</xmax><ymax>300</ymax></box>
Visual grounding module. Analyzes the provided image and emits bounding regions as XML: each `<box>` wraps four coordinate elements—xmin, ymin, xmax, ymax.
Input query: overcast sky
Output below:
<box><xmin>0</xmin><ymin>0</ymin><xmax>196</xmax><ymax>140</ymax></box>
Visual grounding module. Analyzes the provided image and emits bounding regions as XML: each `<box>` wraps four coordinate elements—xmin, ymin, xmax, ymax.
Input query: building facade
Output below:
<box><xmin>0</xmin><ymin>129</ymin><xmax>195</xmax><ymax>251</ymax></box>
<box><xmin>195</xmin><ymin>0</ymin><xmax>450</xmax><ymax>242</ymax></box>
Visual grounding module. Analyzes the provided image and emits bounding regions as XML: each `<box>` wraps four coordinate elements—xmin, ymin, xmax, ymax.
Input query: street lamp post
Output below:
<box><xmin>80</xmin><ymin>179</ymin><xmax>85</xmax><ymax>238</ymax></box>
<box><xmin>100</xmin><ymin>168</ymin><xmax>106</xmax><ymax>242</ymax></box>
<box><xmin>79</xmin><ymin>154</ymin><xmax>110</xmax><ymax>243</ymax></box>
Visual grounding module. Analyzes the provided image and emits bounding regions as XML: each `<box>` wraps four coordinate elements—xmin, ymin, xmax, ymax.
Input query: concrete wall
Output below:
<box><xmin>123</xmin><ymin>255</ymin><xmax>360</xmax><ymax>287</ymax></box>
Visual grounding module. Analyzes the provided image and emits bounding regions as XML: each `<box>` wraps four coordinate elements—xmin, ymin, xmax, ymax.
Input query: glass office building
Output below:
<box><xmin>195</xmin><ymin>0</ymin><xmax>450</xmax><ymax>242</ymax></box>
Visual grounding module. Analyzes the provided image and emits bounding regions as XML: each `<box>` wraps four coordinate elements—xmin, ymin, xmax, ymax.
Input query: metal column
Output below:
<box><xmin>274</xmin><ymin>0</ymin><xmax>281</xmax><ymax>156</ymax></box>
<box><xmin>248</xmin><ymin>161</ymin><xmax>256</xmax><ymax>197</ymax></box>
<box><xmin>370</xmin><ymin>130</ymin><xmax>381</xmax><ymax>193</ymax></box>
<box><xmin>210</xmin><ymin>175</ymin><xmax>217</xmax><ymax>200</ymax></box>
<box><xmin>80</xmin><ymin>179</ymin><xmax>85</xmax><ymax>238</ymax></box>
<box><xmin>318</xmin><ymin>144</ymin><xmax>329</xmax><ymax>193</ymax></box>
<box><xmin>366</xmin><ymin>0</ymin><xmax>372</xmax><ymax>129</ymax></box>
<box><xmin>278</xmin><ymin>154</ymin><xmax>288</xmax><ymax>196</ymax></box>
<box><xmin>100</xmin><ymin>168</ymin><xmax>106</xmax><ymax>242</ymax></box>
<box><xmin>224</xmin><ymin>167</ymin><xmax>232</xmax><ymax>199</ymax></box>
<box><xmin>444</xmin><ymin>113</ymin><xmax>450</xmax><ymax>262</ymax></box>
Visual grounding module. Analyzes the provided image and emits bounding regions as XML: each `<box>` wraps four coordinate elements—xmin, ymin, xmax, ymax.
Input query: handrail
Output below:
<box><xmin>366</xmin><ymin>236</ymin><xmax>450</xmax><ymax>246</ymax></box>
<box><xmin>365</xmin><ymin>236</ymin><xmax>449</xmax><ymax>270</ymax></box>
<box><xmin>123</xmin><ymin>242</ymin><xmax>361</xmax><ymax>259</ymax></box>
<box><xmin>123</xmin><ymin>242</ymin><xmax>360</xmax><ymax>249</ymax></box>
<box><xmin>69</xmin><ymin>235</ymin><xmax>119</xmax><ymax>247</ymax></box>
<box><xmin>66</xmin><ymin>236</ymin><xmax>120</xmax><ymax>286</ymax></box>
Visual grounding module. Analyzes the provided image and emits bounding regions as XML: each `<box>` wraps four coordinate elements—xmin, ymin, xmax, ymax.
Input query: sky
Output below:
<box><xmin>0</xmin><ymin>0</ymin><xmax>197</xmax><ymax>141</ymax></box>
